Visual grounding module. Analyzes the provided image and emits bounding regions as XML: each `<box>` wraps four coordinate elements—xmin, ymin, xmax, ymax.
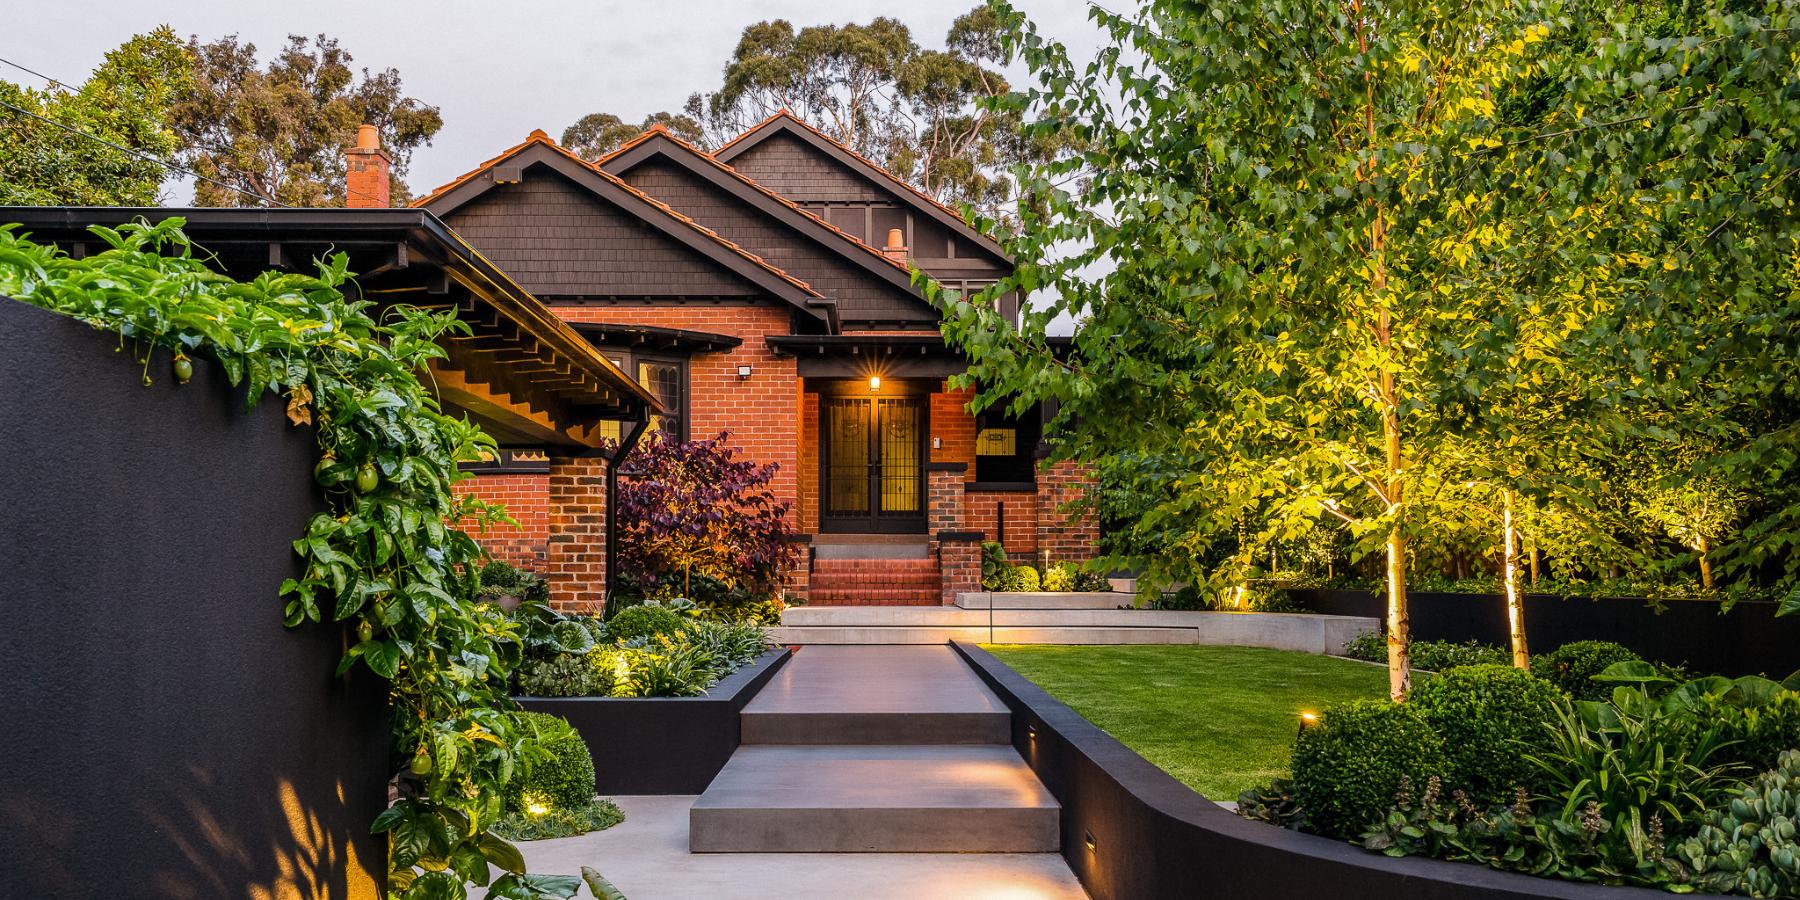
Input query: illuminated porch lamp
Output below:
<box><xmin>869</xmin><ymin>375</ymin><xmax>881</xmax><ymax>392</ymax></box>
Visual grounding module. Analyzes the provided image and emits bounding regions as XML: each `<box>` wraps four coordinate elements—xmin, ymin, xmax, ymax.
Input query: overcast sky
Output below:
<box><xmin>5</xmin><ymin>0</ymin><xmax>1116</xmax><ymax>200</ymax></box>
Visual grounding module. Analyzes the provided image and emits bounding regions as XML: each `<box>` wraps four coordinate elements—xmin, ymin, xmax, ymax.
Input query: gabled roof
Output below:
<box><xmin>414</xmin><ymin>130</ymin><xmax>839</xmax><ymax>331</ymax></box>
<box><xmin>711</xmin><ymin>111</ymin><xmax>1010</xmax><ymax>265</ymax></box>
<box><xmin>597</xmin><ymin>127</ymin><xmax>931</xmax><ymax>305</ymax></box>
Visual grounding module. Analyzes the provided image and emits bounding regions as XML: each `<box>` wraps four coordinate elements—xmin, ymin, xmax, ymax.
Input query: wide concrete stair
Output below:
<box><xmin>771</xmin><ymin>595</ymin><xmax>1377</xmax><ymax>653</ymax></box>
<box><xmin>689</xmin><ymin>645</ymin><xmax>1059</xmax><ymax>853</ymax></box>
<box><xmin>806</xmin><ymin>558</ymin><xmax>942</xmax><ymax>606</ymax></box>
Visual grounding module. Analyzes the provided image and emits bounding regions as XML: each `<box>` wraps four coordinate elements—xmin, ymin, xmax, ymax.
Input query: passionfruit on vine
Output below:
<box><xmin>173</xmin><ymin>356</ymin><xmax>193</xmax><ymax>383</ymax></box>
<box><xmin>357</xmin><ymin>620</ymin><xmax>374</xmax><ymax>643</ymax></box>
<box><xmin>356</xmin><ymin>464</ymin><xmax>379</xmax><ymax>493</ymax></box>
<box><xmin>410</xmin><ymin>746</ymin><xmax>432</xmax><ymax>775</ymax></box>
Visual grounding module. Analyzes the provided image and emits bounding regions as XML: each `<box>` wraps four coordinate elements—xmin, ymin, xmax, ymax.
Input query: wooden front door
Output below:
<box><xmin>822</xmin><ymin>396</ymin><xmax>926</xmax><ymax>533</ymax></box>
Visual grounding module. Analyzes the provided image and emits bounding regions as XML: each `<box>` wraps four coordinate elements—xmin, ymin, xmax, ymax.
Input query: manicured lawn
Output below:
<box><xmin>984</xmin><ymin>644</ymin><xmax>1393</xmax><ymax>801</ymax></box>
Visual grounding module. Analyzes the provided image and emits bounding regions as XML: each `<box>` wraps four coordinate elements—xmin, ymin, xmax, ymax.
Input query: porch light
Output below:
<box><xmin>737</xmin><ymin>365</ymin><xmax>752</xmax><ymax>380</ymax></box>
<box><xmin>870</xmin><ymin>375</ymin><xmax>881</xmax><ymax>392</ymax></box>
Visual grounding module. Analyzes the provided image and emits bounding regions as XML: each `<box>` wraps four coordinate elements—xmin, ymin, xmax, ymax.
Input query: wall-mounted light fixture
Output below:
<box><xmin>1085</xmin><ymin>829</ymin><xmax>1097</xmax><ymax>853</ymax></box>
<box><xmin>869</xmin><ymin>375</ymin><xmax>881</xmax><ymax>392</ymax></box>
<box><xmin>737</xmin><ymin>365</ymin><xmax>753</xmax><ymax>380</ymax></box>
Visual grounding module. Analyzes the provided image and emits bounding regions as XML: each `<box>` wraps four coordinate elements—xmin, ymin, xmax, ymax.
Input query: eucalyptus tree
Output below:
<box><xmin>939</xmin><ymin>0</ymin><xmax>1800</xmax><ymax>697</ymax></box>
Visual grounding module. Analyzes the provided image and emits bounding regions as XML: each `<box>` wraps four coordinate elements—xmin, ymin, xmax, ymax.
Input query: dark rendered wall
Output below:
<box><xmin>1291</xmin><ymin>589</ymin><xmax>1800</xmax><ymax>678</ymax></box>
<box><xmin>952</xmin><ymin>642</ymin><xmax>1669</xmax><ymax>900</ymax></box>
<box><xmin>0</xmin><ymin>298</ymin><xmax>389</xmax><ymax>899</ymax></box>
<box><xmin>519</xmin><ymin>648</ymin><xmax>790</xmax><ymax>793</ymax></box>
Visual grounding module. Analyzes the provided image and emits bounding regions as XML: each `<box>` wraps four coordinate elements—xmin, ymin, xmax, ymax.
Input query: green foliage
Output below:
<box><xmin>515</xmin><ymin>652</ymin><xmax>614</xmax><ymax>699</ymax></box>
<box><xmin>1042</xmin><ymin>561</ymin><xmax>1076</xmax><ymax>592</ymax></box>
<box><xmin>0</xmin><ymin>27</ymin><xmax>193</xmax><ymax>205</ymax></box>
<box><xmin>562</xmin><ymin>111</ymin><xmax>708</xmax><ymax>158</ymax></box>
<box><xmin>980</xmin><ymin>541</ymin><xmax>1010</xmax><ymax>590</ymax></box>
<box><xmin>0</xmin><ymin>222</ymin><xmax>582</xmax><ymax>897</ymax></box>
<box><xmin>489</xmin><ymin>798</ymin><xmax>624</xmax><ymax>843</ymax></box>
<box><xmin>1670</xmin><ymin>750</ymin><xmax>1800</xmax><ymax>897</ymax></box>
<box><xmin>1343</xmin><ymin>630</ymin><xmax>1509</xmax><ymax>671</ymax></box>
<box><xmin>618</xmin><ymin>635</ymin><xmax>711</xmax><ymax>697</ymax></box>
<box><xmin>1534</xmin><ymin>642</ymin><xmax>1644</xmax><ymax>701</ymax></box>
<box><xmin>1411</xmin><ymin>665</ymin><xmax>1561</xmax><ymax>806</ymax></box>
<box><xmin>1008</xmin><ymin>564</ymin><xmax>1040</xmax><ymax>592</ymax></box>
<box><xmin>501</xmin><ymin>713</ymin><xmax>596</xmax><ymax>816</ymax></box>
<box><xmin>1236</xmin><ymin>778</ymin><xmax>1308</xmax><ymax>831</ymax></box>
<box><xmin>1531</xmin><ymin>691</ymin><xmax>1743</xmax><ymax>839</ymax></box>
<box><xmin>1696</xmin><ymin>687</ymin><xmax>1800</xmax><ymax>775</ymax></box>
<box><xmin>171</xmin><ymin>33</ymin><xmax>444</xmax><ymax>206</ymax></box>
<box><xmin>1291</xmin><ymin>700</ymin><xmax>1447</xmax><ymax>840</ymax></box>
<box><xmin>606</xmin><ymin>603</ymin><xmax>686</xmax><ymax>642</ymax></box>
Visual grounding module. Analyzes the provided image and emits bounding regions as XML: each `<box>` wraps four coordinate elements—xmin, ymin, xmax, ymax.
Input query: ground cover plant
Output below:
<box><xmin>1246</xmin><ymin>657</ymin><xmax>1800</xmax><ymax>894</ymax></box>
<box><xmin>511</xmin><ymin>598</ymin><xmax>773</xmax><ymax>699</ymax></box>
<box><xmin>986</xmin><ymin>645</ymin><xmax>1393</xmax><ymax>799</ymax></box>
<box><xmin>488</xmin><ymin>712</ymin><xmax>625</xmax><ymax>843</ymax></box>
<box><xmin>0</xmin><ymin>221</ymin><xmax>601</xmax><ymax>899</ymax></box>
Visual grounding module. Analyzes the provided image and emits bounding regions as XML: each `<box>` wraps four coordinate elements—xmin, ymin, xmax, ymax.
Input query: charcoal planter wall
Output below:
<box><xmin>517</xmin><ymin>647</ymin><xmax>790</xmax><ymax>794</ymax></box>
<box><xmin>1291</xmin><ymin>588</ymin><xmax>1800</xmax><ymax>678</ymax></box>
<box><xmin>951</xmin><ymin>641</ymin><xmax>1669</xmax><ymax>900</ymax></box>
<box><xmin>0</xmin><ymin>298</ymin><xmax>389</xmax><ymax>900</ymax></box>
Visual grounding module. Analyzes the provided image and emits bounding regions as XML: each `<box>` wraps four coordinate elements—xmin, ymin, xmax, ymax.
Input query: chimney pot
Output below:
<box><xmin>345</xmin><ymin>123</ymin><xmax>391</xmax><ymax>208</ymax></box>
<box><xmin>882</xmin><ymin>228</ymin><xmax>909</xmax><ymax>262</ymax></box>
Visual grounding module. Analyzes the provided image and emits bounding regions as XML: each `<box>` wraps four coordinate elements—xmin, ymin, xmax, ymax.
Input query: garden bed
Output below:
<box><xmin>953</xmin><ymin>641</ymin><xmax>1668</xmax><ymax>900</ymax></box>
<box><xmin>517</xmin><ymin>647</ymin><xmax>791</xmax><ymax>793</ymax></box>
<box><xmin>1291</xmin><ymin>588</ymin><xmax>1800</xmax><ymax>678</ymax></box>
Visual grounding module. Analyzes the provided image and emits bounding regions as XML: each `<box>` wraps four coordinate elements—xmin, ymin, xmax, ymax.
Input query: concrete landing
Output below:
<box><xmin>515</xmin><ymin>795</ymin><xmax>1088</xmax><ymax>900</ymax></box>
<box><xmin>740</xmin><ymin>645</ymin><xmax>1010</xmax><ymax>744</ymax></box>
<box><xmin>955</xmin><ymin>591</ymin><xmax>1128</xmax><ymax>609</ymax></box>
<box><xmin>689</xmin><ymin>745</ymin><xmax>1060</xmax><ymax>852</ymax></box>
<box><xmin>774</xmin><ymin>608</ymin><xmax>1379</xmax><ymax>654</ymax></box>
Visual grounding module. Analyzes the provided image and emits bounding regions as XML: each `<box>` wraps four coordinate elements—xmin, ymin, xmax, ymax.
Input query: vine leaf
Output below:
<box><xmin>580</xmin><ymin>867</ymin><xmax>629</xmax><ymax>900</ymax></box>
<box><xmin>285</xmin><ymin>383</ymin><xmax>313</xmax><ymax>426</ymax></box>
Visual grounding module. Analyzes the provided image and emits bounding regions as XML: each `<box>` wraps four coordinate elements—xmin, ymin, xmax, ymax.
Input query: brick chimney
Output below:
<box><xmin>345</xmin><ymin>124</ymin><xmax>390</xmax><ymax>208</ymax></box>
<box><xmin>882</xmin><ymin>228</ymin><xmax>909</xmax><ymax>263</ymax></box>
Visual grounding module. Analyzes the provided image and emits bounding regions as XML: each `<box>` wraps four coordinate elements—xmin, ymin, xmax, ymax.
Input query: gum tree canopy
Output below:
<box><xmin>944</xmin><ymin>0</ymin><xmax>1800</xmax><ymax>698</ymax></box>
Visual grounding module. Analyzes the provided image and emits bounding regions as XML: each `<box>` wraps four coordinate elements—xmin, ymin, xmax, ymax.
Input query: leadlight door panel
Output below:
<box><xmin>825</xmin><ymin>398</ymin><xmax>872</xmax><ymax>517</ymax></box>
<box><xmin>822</xmin><ymin>396</ymin><xmax>926</xmax><ymax>533</ymax></box>
<box><xmin>876</xmin><ymin>399</ymin><xmax>922</xmax><ymax>521</ymax></box>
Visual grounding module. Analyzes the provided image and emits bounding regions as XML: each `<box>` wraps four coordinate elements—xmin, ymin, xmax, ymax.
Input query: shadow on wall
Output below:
<box><xmin>0</xmin><ymin>298</ymin><xmax>390</xmax><ymax>899</ymax></box>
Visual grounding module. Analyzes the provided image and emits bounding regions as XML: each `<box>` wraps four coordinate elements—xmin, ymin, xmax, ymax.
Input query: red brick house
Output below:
<box><xmin>412</xmin><ymin>112</ymin><xmax>1099</xmax><ymax>607</ymax></box>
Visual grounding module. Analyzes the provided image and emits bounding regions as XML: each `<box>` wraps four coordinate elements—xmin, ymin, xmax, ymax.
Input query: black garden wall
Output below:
<box><xmin>0</xmin><ymin>298</ymin><xmax>389</xmax><ymax>900</ymax></box>
<box><xmin>518</xmin><ymin>647</ymin><xmax>790</xmax><ymax>794</ymax></box>
<box><xmin>1291</xmin><ymin>589</ymin><xmax>1799</xmax><ymax>678</ymax></box>
<box><xmin>952</xmin><ymin>641</ymin><xmax>1669</xmax><ymax>900</ymax></box>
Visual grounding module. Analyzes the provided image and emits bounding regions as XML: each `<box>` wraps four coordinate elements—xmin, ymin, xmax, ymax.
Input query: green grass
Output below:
<box><xmin>985</xmin><ymin>644</ymin><xmax>1393</xmax><ymax>800</ymax></box>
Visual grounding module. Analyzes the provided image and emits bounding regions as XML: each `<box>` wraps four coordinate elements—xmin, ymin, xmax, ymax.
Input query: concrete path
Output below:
<box><xmin>517</xmin><ymin>795</ymin><xmax>1088</xmax><ymax>900</ymax></box>
<box><xmin>692</xmin><ymin>645</ymin><xmax>1063</xmax><ymax>854</ymax></box>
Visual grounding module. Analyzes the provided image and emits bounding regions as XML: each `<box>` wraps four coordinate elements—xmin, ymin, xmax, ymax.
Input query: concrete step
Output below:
<box><xmin>955</xmin><ymin>591</ymin><xmax>1130</xmax><ymax>609</ymax></box>
<box><xmin>768</xmin><ymin>625</ymin><xmax>1197</xmax><ymax>645</ymax></box>
<box><xmin>782</xmin><ymin>606</ymin><xmax>1230</xmax><ymax>627</ymax></box>
<box><xmin>689</xmin><ymin>745</ymin><xmax>1060</xmax><ymax>852</ymax></box>
<box><xmin>739</xmin><ymin>644</ymin><xmax>1011</xmax><ymax>744</ymax></box>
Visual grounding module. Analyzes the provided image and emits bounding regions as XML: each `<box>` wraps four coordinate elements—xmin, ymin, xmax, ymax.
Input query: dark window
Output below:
<box><xmin>975</xmin><ymin>401</ymin><xmax>1042</xmax><ymax>482</ymax></box>
<box><xmin>638</xmin><ymin>360</ymin><xmax>684</xmax><ymax>440</ymax></box>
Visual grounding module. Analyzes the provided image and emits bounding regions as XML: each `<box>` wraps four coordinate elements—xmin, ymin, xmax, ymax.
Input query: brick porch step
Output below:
<box><xmin>807</xmin><ymin>557</ymin><xmax>943</xmax><ymax>606</ymax></box>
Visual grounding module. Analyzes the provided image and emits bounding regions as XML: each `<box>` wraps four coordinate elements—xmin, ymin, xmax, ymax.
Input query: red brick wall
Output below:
<box><xmin>930</xmin><ymin>381</ymin><xmax>976</xmax><ymax>481</ymax></box>
<box><xmin>454</xmin><ymin>473</ymin><xmax>550</xmax><ymax>568</ymax></box>
<box><xmin>937</xmin><ymin>539</ymin><xmax>980</xmax><ymax>604</ymax></box>
<box><xmin>552</xmin><ymin>305</ymin><xmax>799</xmax><ymax>513</ymax></box>
<box><xmin>966</xmin><ymin>490</ymin><xmax>1040</xmax><ymax>557</ymax></box>
<box><xmin>799</xmin><ymin>387</ymin><xmax>819</xmax><ymax>534</ymax></box>
<box><xmin>546</xmin><ymin>455</ymin><xmax>607</xmax><ymax>613</ymax></box>
<box><xmin>1038</xmin><ymin>460</ymin><xmax>1099</xmax><ymax>564</ymax></box>
<box><xmin>928</xmin><ymin>468</ymin><xmax>966</xmax><ymax>533</ymax></box>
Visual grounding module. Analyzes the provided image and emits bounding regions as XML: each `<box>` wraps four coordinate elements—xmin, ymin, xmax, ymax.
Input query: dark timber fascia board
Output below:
<box><xmin>712</xmin><ymin>116</ymin><xmax>1011</xmax><ymax>266</ymax></box>
<box><xmin>416</xmin><ymin>143</ymin><xmax>837</xmax><ymax>330</ymax></box>
<box><xmin>602</xmin><ymin>134</ymin><xmax>930</xmax><ymax>302</ymax></box>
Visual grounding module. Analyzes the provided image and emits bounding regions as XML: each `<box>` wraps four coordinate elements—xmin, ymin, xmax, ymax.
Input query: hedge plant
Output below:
<box><xmin>502</xmin><ymin>713</ymin><xmax>596</xmax><ymax>815</ymax></box>
<box><xmin>1409</xmin><ymin>664</ymin><xmax>1561</xmax><ymax>806</ymax></box>
<box><xmin>1533</xmin><ymin>640</ymin><xmax>1643</xmax><ymax>701</ymax></box>
<box><xmin>0</xmin><ymin>221</ymin><xmax>587</xmax><ymax>899</ymax></box>
<box><xmin>1290</xmin><ymin>700</ymin><xmax>1447</xmax><ymax>840</ymax></box>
